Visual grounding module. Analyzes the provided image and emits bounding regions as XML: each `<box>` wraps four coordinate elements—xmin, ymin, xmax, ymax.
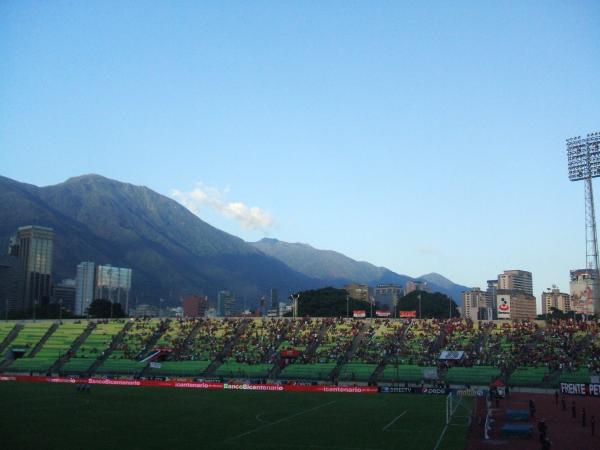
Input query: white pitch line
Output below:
<box><xmin>223</xmin><ymin>400</ymin><xmax>337</xmax><ymax>443</ymax></box>
<box><xmin>255</xmin><ymin>413</ymin><xmax>270</xmax><ymax>424</ymax></box>
<box><xmin>433</xmin><ymin>422</ymin><xmax>450</xmax><ymax>449</ymax></box>
<box><xmin>382</xmin><ymin>410</ymin><xmax>407</xmax><ymax>431</ymax></box>
<box><xmin>433</xmin><ymin>396</ymin><xmax>463</xmax><ymax>450</ymax></box>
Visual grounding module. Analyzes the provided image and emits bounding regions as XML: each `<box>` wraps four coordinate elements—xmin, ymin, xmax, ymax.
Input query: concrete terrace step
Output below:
<box><xmin>51</xmin><ymin>321</ymin><xmax>97</xmax><ymax>374</ymax></box>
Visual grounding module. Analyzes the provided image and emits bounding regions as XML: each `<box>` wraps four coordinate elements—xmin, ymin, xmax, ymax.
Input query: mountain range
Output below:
<box><xmin>250</xmin><ymin>238</ymin><xmax>469</xmax><ymax>303</ymax></box>
<box><xmin>0</xmin><ymin>174</ymin><xmax>470</xmax><ymax>308</ymax></box>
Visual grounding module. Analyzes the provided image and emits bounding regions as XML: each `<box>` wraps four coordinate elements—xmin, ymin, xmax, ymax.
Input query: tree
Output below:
<box><xmin>537</xmin><ymin>307</ymin><xmax>596</xmax><ymax>321</ymax></box>
<box><xmin>397</xmin><ymin>290</ymin><xmax>459</xmax><ymax>319</ymax></box>
<box><xmin>295</xmin><ymin>287</ymin><xmax>380</xmax><ymax>317</ymax></box>
<box><xmin>87</xmin><ymin>299</ymin><xmax>126</xmax><ymax>318</ymax></box>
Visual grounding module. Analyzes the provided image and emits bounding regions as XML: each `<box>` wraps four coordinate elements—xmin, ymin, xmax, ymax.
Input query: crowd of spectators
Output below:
<box><xmin>228</xmin><ymin>318</ymin><xmax>290</xmax><ymax>364</ymax></box>
<box><xmin>113</xmin><ymin>318</ymin><xmax>166</xmax><ymax>360</ymax></box>
<box><xmin>314</xmin><ymin>318</ymin><xmax>362</xmax><ymax>363</ymax></box>
<box><xmin>179</xmin><ymin>318</ymin><xmax>243</xmax><ymax>361</ymax></box>
<box><xmin>64</xmin><ymin>316</ymin><xmax>600</xmax><ymax>381</ymax></box>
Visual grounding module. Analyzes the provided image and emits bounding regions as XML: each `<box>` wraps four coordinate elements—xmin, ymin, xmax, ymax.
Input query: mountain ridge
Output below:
<box><xmin>250</xmin><ymin>238</ymin><xmax>470</xmax><ymax>303</ymax></box>
<box><xmin>0</xmin><ymin>174</ymin><xmax>315</xmax><ymax>307</ymax></box>
<box><xmin>0</xmin><ymin>174</ymin><xmax>470</xmax><ymax>308</ymax></box>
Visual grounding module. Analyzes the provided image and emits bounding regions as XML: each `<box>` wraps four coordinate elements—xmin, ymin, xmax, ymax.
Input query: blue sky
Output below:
<box><xmin>2</xmin><ymin>1</ymin><xmax>600</xmax><ymax>301</ymax></box>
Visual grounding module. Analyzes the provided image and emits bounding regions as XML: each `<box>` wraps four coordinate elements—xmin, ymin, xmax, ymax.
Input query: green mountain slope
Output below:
<box><xmin>0</xmin><ymin>174</ymin><xmax>314</xmax><ymax>307</ymax></box>
<box><xmin>250</xmin><ymin>238</ymin><xmax>470</xmax><ymax>304</ymax></box>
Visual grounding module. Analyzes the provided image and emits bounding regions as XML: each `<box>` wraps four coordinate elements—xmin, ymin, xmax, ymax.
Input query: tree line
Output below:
<box><xmin>292</xmin><ymin>287</ymin><xmax>460</xmax><ymax>318</ymax></box>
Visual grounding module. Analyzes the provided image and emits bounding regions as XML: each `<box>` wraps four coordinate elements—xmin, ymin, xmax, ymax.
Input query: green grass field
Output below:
<box><xmin>0</xmin><ymin>382</ymin><xmax>473</xmax><ymax>450</ymax></box>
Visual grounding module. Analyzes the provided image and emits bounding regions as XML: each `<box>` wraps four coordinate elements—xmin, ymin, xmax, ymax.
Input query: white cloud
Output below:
<box><xmin>171</xmin><ymin>183</ymin><xmax>275</xmax><ymax>231</ymax></box>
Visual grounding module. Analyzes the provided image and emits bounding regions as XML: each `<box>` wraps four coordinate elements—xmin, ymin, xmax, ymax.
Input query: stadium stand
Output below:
<box><xmin>96</xmin><ymin>318</ymin><xmax>165</xmax><ymax>374</ymax></box>
<box><xmin>559</xmin><ymin>368</ymin><xmax>592</xmax><ymax>384</ymax></box>
<box><xmin>278</xmin><ymin>318</ymin><xmax>331</xmax><ymax>380</ymax></box>
<box><xmin>213</xmin><ymin>318</ymin><xmax>288</xmax><ymax>379</ymax></box>
<box><xmin>444</xmin><ymin>366</ymin><xmax>500</xmax><ymax>385</ymax></box>
<box><xmin>187</xmin><ymin>318</ymin><xmax>241</xmax><ymax>362</ymax></box>
<box><xmin>376</xmin><ymin>320</ymin><xmax>441</xmax><ymax>383</ymax></box>
<box><xmin>1</xmin><ymin>317</ymin><xmax>599</xmax><ymax>389</ymax></box>
<box><xmin>5</xmin><ymin>322</ymin><xmax>52</xmax><ymax>356</ymax></box>
<box><xmin>6</xmin><ymin>321</ymin><xmax>88</xmax><ymax>373</ymax></box>
<box><xmin>338</xmin><ymin>362</ymin><xmax>377</xmax><ymax>382</ymax></box>
<box><xmin>0</xmin><ymin>322</ymin><xmax>16</xmax><ymax>343</ymax></box>
<box><xmin>381</xmin><ymin>363</ymin><xmax>429</xmax><ymax>383</ymax></box>
<box><xmin>147</xmin><ymin>318</ymin><xmax>210</xmax><ymax>376</ymax></box>
<box><xmin>338</xmin><ymin>320</ymin><xmax>405</xmax><ymax>382</ymax></box>
<box><xmin>62</xmin><ymin>321</ymin><xmax>126</xmax><ymax>373</ymax></box>
<box><xmin>147</xmin><ymin>318</ymin><xmax>246</xmax><ymax>376</ymax></box>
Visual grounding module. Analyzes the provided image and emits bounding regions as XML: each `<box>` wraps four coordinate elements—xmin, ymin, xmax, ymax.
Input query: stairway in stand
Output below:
<box><xmin>266</xmin><ymin>320</ymin><xmax>295</xmax><ymax>379</ymax></box>
<box><xmin>0</xmin><ymin>323</ymin><xmax>24</xmax><ymax>355</ymax></box>
<box><xmin>270</xmin><ymin>319</ymin><xmax>332</xmax><ymax>380</ymax></box>
<box><xmin>369</xmin><ymin>320</ymin><xmax>414</xmax><ymax>384</ymax></box>
<box><xmin>88</xmin><ymin>321</ymin><xmax>133</xmax><ymax>376</ymax></box>
<box><xmin>202</xmin><ymin>320</ymin><xmax>249</xmax><ymax>377</ymax></box>
<box><xmin>28</xmin><ymin>322</ymin><xmax>59</xmax><ymax>357</ymax></box>
<box><xmin>137</xmin><ymin>319</ymin><xmax>171</xmax><ymax>378</ymax></box>
<box><xmin>329</xmin><ymin>320</ymin><xmax>369</xmax><ymax>381</ymax></box>
<box><xmin>50</xmin><ymin>321</ymin><xmax>97</xmax><ymax>375</ymax></box>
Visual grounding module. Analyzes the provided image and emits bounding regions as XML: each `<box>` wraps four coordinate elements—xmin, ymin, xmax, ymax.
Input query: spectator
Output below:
<box><xmin>537</xmin><ymin>418</ymin><xmax>548</xmax><ymax>442</ymax></box>
<box><xmin>541</xmin><ymin>437</ymin><xmax>552</xmax><ymax>450</ymax></box>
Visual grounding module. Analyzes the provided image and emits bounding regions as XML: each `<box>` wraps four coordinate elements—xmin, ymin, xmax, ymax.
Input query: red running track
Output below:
<box><xmin>466</xmin><ymin>392</ymin><xmax>600</xmax><ymax>450</ymax></box>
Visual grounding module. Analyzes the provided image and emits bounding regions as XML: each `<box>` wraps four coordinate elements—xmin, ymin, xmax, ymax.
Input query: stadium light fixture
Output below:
<box><xmin>567</xmin><ymin>132</ymin><xmax>600</xmax><ymax>312</ymax></box>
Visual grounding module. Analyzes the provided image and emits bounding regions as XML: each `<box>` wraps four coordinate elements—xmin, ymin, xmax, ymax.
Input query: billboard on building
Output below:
<box><xmin>497</xmin><ymin>294</ymin><xmax>511</xmax><ymax>319</ymax></box>
<box><xmin>570</xmin><ymin>277</ymin><xmax>595</xmax><ymax>315</ymax></box>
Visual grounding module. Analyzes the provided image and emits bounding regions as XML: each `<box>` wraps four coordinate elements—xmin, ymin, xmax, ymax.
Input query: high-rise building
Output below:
<box><xmin>75</xmin><ymin>261</ymin><xmax>95</xmax><ymax>316</ymax></box>
<box><xmin>183</xmin><ymin>295</ymin><xmax>208</xmax><ymax>317</ymax></box>
<box><xmin>541</xmin><ymin>287</ymin><xmax>571</xmax><ymax>315</ymax></box>
<box><xmin>345</xmin><ymin>283</ymin><xmax>370</xmax><ymax>303</ymax></box>
<box><xmin>131</xmin><ymin>303</ymin><xmax>159</xmax><ymax>317</ymax></box>
<box><xmin>270</xmin><ymin>288</ymin><xmax>279</xmax><ymax>309</ymax></box>
<box><xmin>485</xmin><ymin>279</ymin><xmax>499</xmax><ymax>319</ymax></box>
<box><xmin>462</xmin><ymin>288</ymin><xmax>487</xmax><ymax>320</ymax></box>
<box><xmin>498</xmin><ymin>270</ymin><xmax>533</xmax><ymax>295</ymax></box>
<box><xmin>404</xmin><ymin>280</ymin><xmax>430</xmax><ymax>296</ymax></box>
<box><xmin>374</xmin><ymin>284</ymin><xmax>403</xmax><ymax>308</ymax></box>
<box><xmin>217</xmin><ymin>290</ymin><xmax>236</xmax><ymax>317</ymax></box>
<box><xmin>278</xmin><ymin>302</ymin><xmax>293</xmax><ymax>317</ymax></box>
<box><xmin>16</xmin><ymin>226</ymin><xmax>54</xmax><ymax>310</ymax></box>
<box><xmin>52</xmin><ymin>279</ymin><xmax>76</xmax><ymax>313</ymax></box>
<box><xmin>569</xmin><ymin>269</ymin><xmax>599</xmax><ymax>315</ymax></box>
<box><xmin>0</xmin><ymin>255</ymin><xmax>23</xmax><ymax>314</ymax></box>
<box><xmin>7</xmin><ymin>236</ymin><xmax>19</xmax><ymax>257</ymax></box>
<box><xmin>496</xmin><ymin>289</ymin><xmax>537</xmax><ymax>320</ymax></box>
<box><xmin>95</xmin><ymin>265</ymin><xmax>132</xmax><ymax>313</ymax></box>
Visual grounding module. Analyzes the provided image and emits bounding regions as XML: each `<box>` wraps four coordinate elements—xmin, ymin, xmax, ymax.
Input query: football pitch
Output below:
<box><xmin>0</xmin><ymin>382</ymin><xmax>473</xmax><ymax>450</ymax></box>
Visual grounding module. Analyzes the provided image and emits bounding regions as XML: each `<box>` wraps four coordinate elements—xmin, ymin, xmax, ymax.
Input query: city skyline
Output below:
<box><xmin>2</xmin><ymin>2</ymin><xmax>600</xmax><ymax>300</ymax></box>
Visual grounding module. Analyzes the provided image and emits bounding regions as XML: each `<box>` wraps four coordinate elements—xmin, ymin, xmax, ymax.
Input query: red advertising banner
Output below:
<box><xmin>399</xmin><ymin>311</ymin><xmax>417</xmax><ymax>318</ymax></box>
<box><xmin>0</xmin><ymin>375</ymin><xmax>378</xmax><ymax>394</ymax></box>
<box><xmin>375</xmin><ymin>310</ymin><xmax>391</xmax><ymax>317</ymax></box>
<box><xmin>352</xmin><ymin>310</ymin><xmax>366</xmax><ymax>318</ymax></box>
<box><xmin>280</xmin><ymin>349</ymin><xmax>301</xmax><ymax>358</ymax></box>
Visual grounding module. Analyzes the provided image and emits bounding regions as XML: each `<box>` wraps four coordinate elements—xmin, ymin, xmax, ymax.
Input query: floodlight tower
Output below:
<box><xmin>567</xmin><ymin>132</ymin><xmax>600</xmax><ymax>305</ymax></box>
